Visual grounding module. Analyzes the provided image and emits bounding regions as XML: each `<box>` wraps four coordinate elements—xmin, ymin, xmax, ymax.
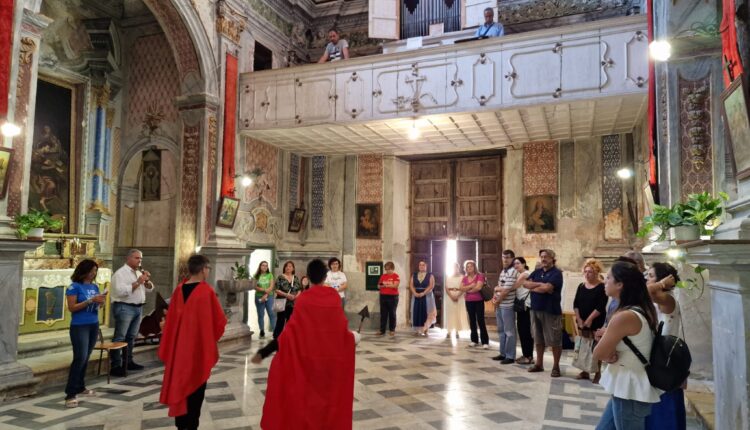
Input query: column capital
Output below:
<box><xmin>216</xmin><ymin>0</ymin><xmax>248</xmax><ymax>45</ymax></box>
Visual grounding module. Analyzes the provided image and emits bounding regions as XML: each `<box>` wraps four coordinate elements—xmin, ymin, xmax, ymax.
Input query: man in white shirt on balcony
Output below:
<box><xmin>109</xmin><ymin>249</ymin><xmax>154</xmax><ymax>376</ymax></box>
<box><xmin>475</xmin><ymin>7</ymin><xmax>504</xmax><ymax>38</ymax></box>
<box><xmin>318</xmin><ymin>28</ymin><xmax>350</xmax><ymax>63</ymax></box>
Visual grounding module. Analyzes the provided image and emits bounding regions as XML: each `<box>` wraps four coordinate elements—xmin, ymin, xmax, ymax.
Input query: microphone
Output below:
<box><xmin>137</xmin><ymin>265</ymin><xmax>154</xmax><ymax>288</ymax></box>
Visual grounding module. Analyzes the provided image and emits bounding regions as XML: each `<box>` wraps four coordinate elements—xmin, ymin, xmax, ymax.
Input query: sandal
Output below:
<box><xmin>592</xmin><ymin>372</ymin><xmax>601</xmax><ymax>384</ymax></box>
<box><xmin>515</xmin><ymin>357</ymin><xmax>533</xmax><ymax>365</ymax></box>
<box><xmin>65</xmin><ymin>398</ymin><xmax>79</xmax><ymax>408</ymax></box>
<box><xmin>78</xmin><ymin>389</ymin><xmax>95</xmax><ymax>397</ymax></box>
<box><xmin>576</xmin><ymin>372</ymin><xmax>590</xmax><ymax>380</ymax></box>
<box><xmin>375</xmin><ymin>331</ymin><xmax>384</xmax><ymax>336</ymax></box>
<box><xmin>551</xmin><ymin>368</ymin><xmax>561</xmax><ymax>378</ymax></box>
<box><xmin>527</xmin><ymin>365</ymin><xmax>545</xmax><ymax>373</ymax></box>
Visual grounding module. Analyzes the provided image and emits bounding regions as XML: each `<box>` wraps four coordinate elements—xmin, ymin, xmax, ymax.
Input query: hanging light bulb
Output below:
<box><xmin>408</xmin><ymin>121</ymin><xmax>421</xmax><ymax>141</ymax></box>
<box><xmin>1</xmin><ymin>121</ymin><xmax>21</xmax><ymax>137</ymax></box>
<box><xmin>649</xmin><ymin>40</ymin><xmax>672</xmax><ymax>62</ymax></box>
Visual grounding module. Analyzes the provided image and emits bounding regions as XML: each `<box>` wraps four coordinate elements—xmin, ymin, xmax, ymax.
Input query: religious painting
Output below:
<box><xmin>524</xmin><ymin>195</ymin><xmax>556</xmax><ymax>233</ymax></box>
<box><xmin>721</xmin><ymin>74</ymin><xmax>750</xmax><ymax>180</ymax></box>
<box><xmin>28</xmin><ymin>78</ymin><xmax>76</xmax><ymax>231</ymax></box>
<box><xmin>35</xmin><ymin>286</ymin><xmax>65</xmax><ymax>324</ymax></box>
<box><xmin>141</xmin><ymin>148</ymin><xmax>161</xmax><ymax>201</ymax></box>
<box><xmin>0</xmin><ymin>147</ymin><xmax>12</xmax><ymax>199</ymax></box>
<box><xmin>288</xmin><ymin>208</ymin><xmax>306</xmax><ymax>232</ymax></box>
<box><xmin>216</xmin><ymin>196</ymin><xmax>240</xmax><ymax>228</ymax></box>
<box><xmin>356</xmin><ymin>203</ymin><xmax>381</xmax><ymax>238</ymax></box>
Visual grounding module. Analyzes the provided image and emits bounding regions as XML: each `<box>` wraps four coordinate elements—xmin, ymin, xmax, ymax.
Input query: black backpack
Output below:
<box><xmin>622</xmin><ymin>307</ymin><xmax>692</xmax><ymax>392</ymax></box>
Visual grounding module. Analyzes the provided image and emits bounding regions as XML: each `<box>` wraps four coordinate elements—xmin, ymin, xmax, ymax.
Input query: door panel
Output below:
<box><xmin>431</xmin><ymin>240</ymin><xmax>446</xmax><ymax>326</ymax></box>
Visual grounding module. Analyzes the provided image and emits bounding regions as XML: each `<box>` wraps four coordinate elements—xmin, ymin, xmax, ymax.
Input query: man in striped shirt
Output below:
<box><xmin>492</xmin><ymin>249</ymin><xmax>518</xmax><ymax>364</ymax></box>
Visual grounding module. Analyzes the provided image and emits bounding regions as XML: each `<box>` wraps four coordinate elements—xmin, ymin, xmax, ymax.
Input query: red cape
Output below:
<box><xmin>159</xmin><ymin>281</ymin><xmax>226</xmax><ymax>416</ymax></box>
<box><xmin>261</xmin><ymin>285</ymin><xmax>355</xmax><ymax>430</ymax></box>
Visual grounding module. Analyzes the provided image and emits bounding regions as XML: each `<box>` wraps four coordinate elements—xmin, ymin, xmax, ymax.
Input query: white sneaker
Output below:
<box><xmin>468</xmin><ymin>342</ymin><xmax>478</xmax><ymax>348</ymax></box>
<box><xmin>482</xmin><ymin>344</ymin><xmax>490</xmax><ymax>349</ymax></box>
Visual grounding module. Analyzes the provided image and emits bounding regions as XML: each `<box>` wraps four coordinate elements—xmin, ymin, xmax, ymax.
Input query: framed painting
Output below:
<box><xmin>356</xmin><ymin>203</ymin><xmax>381</xmax><ymax>238</ymax></box>
<box><xmin>28</xmin><ymin>77</ymin><xmax>77</xmax><ymax>231</ymax></box>
<box><xmin>721</xmin><ymin>74</ymin><xmax>750</xmax><ymax>180</ymax></box>
<box><xmin>288</xmin><ymin>208</ymin><xmax>306</xmax><ymax>232</ymax></box>
<box><xmin>524</xmin><ymin>195</ymin><xmax>557</xmax><ymax>233</ymax></box>
<box><xmin>0</xmin><ymin>147</ymin><xmax>12</xmax><ymax>199</ymax></box>
<box><xmin>216</xmin><ymin>196</ymin><xmax>240</xmax><ymax>228</ymax></box>
<box><xmin>35</xmin><ymin>286</ymin><xmax>65</xmax><ymax>325</ymax></box>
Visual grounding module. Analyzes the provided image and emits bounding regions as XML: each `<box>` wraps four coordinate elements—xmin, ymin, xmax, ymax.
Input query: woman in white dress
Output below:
<box><xmin>443</xmin><ymin>263</ymin><xmax>469</xmax><ymax>338</ymax></box>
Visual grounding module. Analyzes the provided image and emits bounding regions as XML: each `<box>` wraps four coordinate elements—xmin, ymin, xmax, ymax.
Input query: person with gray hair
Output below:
<box><xmin>475</xmin><ymin>7</ymin><xmax>504</xmax><ymax>38</ymax></box>
<box><xmin>624</xmin><ymin>250</ymin><xmax>647</xmax><ymax>274</ymax></box>
<box><xmin>109</xmin><ymin>249</ymin><xmax>154</xmax><ymax>376</ymax></box>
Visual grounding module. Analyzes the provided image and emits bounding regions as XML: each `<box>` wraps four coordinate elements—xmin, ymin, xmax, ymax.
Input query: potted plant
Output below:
<box><xmin>217</xmin><ymin>261</ymin><xmax>256</xmax><ymax>293</ymax></box>
<box><xmin>682</xmin><ymin>191</ymin><xmax>730</xmax><ymax>236</ymax></box>
<box><xmin>669</xmin><ymin>203</ymin><xmax>700</xmax><ymax>241</ymax></box>
<box><xmin>636</xmin><ymin>204</ymin><xmax>690</xmax><ymax>241</ymax></box>
<box><xmin>13</xmin><ymin>209</ymin><xmax>64</xmax><ymax>239</ymax></box>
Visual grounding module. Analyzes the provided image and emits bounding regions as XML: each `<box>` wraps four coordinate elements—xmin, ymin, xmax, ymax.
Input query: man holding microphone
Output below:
<box><xmin>110</xmin><ymin>249</ymin><xmax>153</xmax><ymax>377</ymax></box>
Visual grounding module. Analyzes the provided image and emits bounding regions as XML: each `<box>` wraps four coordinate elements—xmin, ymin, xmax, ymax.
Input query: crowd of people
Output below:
<box><xmin>61</xmin><ymin>244</ymin><xmax>686</xmax><ymax>429</ymax></box>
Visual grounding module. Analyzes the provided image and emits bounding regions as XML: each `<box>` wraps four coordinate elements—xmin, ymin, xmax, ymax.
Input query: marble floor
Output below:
<box><xmin>0</xmin><ymin>330</ymin><xmax>703</xmax><ymax>430</ymax></box>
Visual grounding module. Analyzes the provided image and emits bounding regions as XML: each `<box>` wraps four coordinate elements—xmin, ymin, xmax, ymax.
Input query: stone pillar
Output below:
<box><xmin>201</xmin><ymin>245</ymin><xmax>253</xmax><ymax>341</ymax></box>
<box><xmin>0</xmin><ymin>239</ymin><xmax>43</xmax><ymax>400</ymax></box>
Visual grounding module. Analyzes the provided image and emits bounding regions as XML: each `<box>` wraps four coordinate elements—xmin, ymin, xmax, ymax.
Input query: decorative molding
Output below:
<box><xmin>523</xmin><ymin>141</ymin><xmax>559</xmax><ymax>196</ymax></box>
<box><xmin>19</xmin><ymin>37</ymin><xmax>36</xmax><ymax>64</ymax></box>
<box><xmin>92</xmin><ymin>83</ymin><xmax>111</xmax><ymax>109</ymax></box>
<box><xmin>473</xmin><ymin>53</ymin><xmax>495</xmax><ymax>106</ymax></box>
<box><xmin>601</xmin><ymin>134</ymin><xmax>623</xmax><ymax>241</ymax></box>
<box><xmin>245</xmin><ymin>0</ymin><xmax>293</xmax><ymax>36</ymax></box>
<box><xmin>288</xmin><ymin>154</ymin><xmax>300</xmax><ymax>209</ymax></box>
<box><xmin>679</xmin><ymin>75</ymin><xmax>713</xmax><ymax>199</ymax></box>
<box><xmin>205</xmin><ymin>113</ymin><xmax>218</xmax><ymax>242</ymax></box>
<box><xmin>178</xmin><ymin>124</ymin><xmax>201</xmax><ymax>280</ymax></box>
<box><xmin>216</xmin><ymin>0</ymin><xmax>248</xmax><ymax>45</ymax></box>
<box><xmin>311</xmin><ymin>155</ymin><xmax>326</xmax><ymax>229</ymax></box>
<box><xmin>498</xmin><ymin>0</ymin><xmax>634</xmax><ymax>26</ymax></box>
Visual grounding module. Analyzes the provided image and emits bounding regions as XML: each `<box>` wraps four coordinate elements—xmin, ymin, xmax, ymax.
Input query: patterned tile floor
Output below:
<box><xmin>0</xmin><ymin>330</ymin><xmax>704</xmax><ymax>430</ymax></box>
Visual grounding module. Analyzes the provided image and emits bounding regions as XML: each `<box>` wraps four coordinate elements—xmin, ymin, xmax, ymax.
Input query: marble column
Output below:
<box><xmin>201</xmin><ymin>245</ymin><xmax>253</xmax><ymax>341</ymax></box>
<box><xmin>0</xmin><ymin>239</ymin><xmax>44</xmax><ymax>400</ymax></box>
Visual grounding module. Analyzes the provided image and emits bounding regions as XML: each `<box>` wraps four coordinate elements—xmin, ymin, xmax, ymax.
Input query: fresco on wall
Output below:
<box><xmin>28</xmin><ymin>79</ymin><xmax>75</xmax><ymax>229</ymax></box>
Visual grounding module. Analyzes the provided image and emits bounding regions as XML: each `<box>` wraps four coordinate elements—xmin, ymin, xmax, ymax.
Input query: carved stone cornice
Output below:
<box><xmin>217</xmin><ymin>0</ymin><xmax>248</xmax><ymax>44</ymax></box>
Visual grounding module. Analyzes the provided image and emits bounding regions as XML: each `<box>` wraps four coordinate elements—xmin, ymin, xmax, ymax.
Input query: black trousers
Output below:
<box><xmin>465</xmin><ymin>301</ymin><xmax>489</xmax><ymax>345</ymax></box>
<box><xmin>174</xmin><ymin>382</ymin><xmax>207</xmax><ymax>430</ymax></box>
<box><xmin>273</xmin><ymin>307</ymin><xmax>294</xmax><ymax>339</ymax></box>
<box><xmin>516</xmin><ymin>306</ymin><xmax>534</xmax><ymax>358</ymax></box>
<box><xmin>379</xmin><ymin>295</ymin><xmax>399</xmax><ymax>332</ymax></box>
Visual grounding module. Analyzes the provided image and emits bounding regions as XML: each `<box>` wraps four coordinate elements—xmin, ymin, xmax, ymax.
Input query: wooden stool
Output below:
<box><xmin>93</xmin><ymin>329</ymin><xmax>128</xmax><ymax>384</ymax></box>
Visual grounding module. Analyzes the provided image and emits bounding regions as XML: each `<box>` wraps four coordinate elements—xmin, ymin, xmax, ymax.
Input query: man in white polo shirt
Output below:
<box><xmin>110</xmin><ymin>249</ymin><xmax>153</xmax><ymax>376</ymax></box>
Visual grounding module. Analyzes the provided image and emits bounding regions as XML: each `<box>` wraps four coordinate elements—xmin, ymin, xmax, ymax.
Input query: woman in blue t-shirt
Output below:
<box><xmin>64</xmin><ymin>259</ymin><xmax>106</xmax><ymax>408</ymax></box>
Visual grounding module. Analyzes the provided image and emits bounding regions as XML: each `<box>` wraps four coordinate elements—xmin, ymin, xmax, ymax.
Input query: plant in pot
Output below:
<box><xmin>681</xmin><ymin>191</ymin><xmax>730</xmax><ymax>237</ymax></box>
<box><xmin>636</xmin><ymin>204</ymin><xmax>691</xmax><ymax>241</ymax></box>
<box><xmin>13</xmin><ymin>209</ymin><xmax>64</xmax><ymax>239</ymax></box>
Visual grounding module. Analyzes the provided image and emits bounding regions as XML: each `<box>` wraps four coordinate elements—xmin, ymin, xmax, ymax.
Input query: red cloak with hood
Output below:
<box><xmin>261</xmin><ymin>285</ymin><xmax>355</xmax><ymax>430</ymax></box>
<box><xmin>159</xmin><ymin>281</ymin><xmax>226</xmax><ymax>416</ymax></box>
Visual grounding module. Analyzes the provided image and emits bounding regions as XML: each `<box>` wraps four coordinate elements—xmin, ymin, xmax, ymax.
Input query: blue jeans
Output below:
<box><xmin>110</xmin><ymin>302</ymin><xmax>142</xmax><ymax>367</ymax></box>
<box><xmin>65</xmin><ymin>323</ymin><xmax>99</xmax><ymax>398</ymax></box>
<box><xmin>597</xmin><ymin>396</ymin><xmax>653</xmax><ymax>430</ymax></box>
<box><xmin>255</xmin><ymin>295</ymin><xmax>276</xmax><ymax>333</ymax></box>
<box><xmin>495</xmin><ymin>306</ymin><xmax>516</xmax><ymax>359</ymax></box>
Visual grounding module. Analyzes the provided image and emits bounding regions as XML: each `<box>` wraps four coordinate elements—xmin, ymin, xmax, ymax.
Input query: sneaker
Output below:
<box><xmin>467</xmin><ymin>342</ymin><xmax>479</xmax><ymax>348</ymax></box>
<box><xmin>375</xmin><ymin>331</ymin><xmax>384</xmax><ymax>336</ymax></box>
<box><xmin>127</xmin><ymin>362</ymin><xmax>144</xmax><ymax>371</ymax></box>
<box><xmin>491</xmin><ymin>355</ymin><xmax>505</xmax><ymax>361</ymax></box>
<box><xmin>109</xmin><ymin>366</ymin><xmax>126</xmax><ymax>377</ymax></box>
<box><xmin>501</xmin><ymin>358</ymin><xmax>515</xmax><ymax>365</ymax></box>
<box><xmin>482</xmin><ymin>344</ymin><xmax>490</xmax><ymax>349</ymax></box>
<box><xmin>389</xmin><ymin>331</ymin><xmax>396</xmax><ymax>337</ymax></box>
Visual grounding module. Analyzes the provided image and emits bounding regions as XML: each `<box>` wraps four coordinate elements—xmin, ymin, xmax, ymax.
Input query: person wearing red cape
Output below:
<box><xmin>256</xmin><ymin>258</ymin><xmax>356</xmax><ymax>429</ymax></box>
<box><xmin>159</xmin><ymin>255</ymin><xmax>226</xmax><ymax>430</ymax></box>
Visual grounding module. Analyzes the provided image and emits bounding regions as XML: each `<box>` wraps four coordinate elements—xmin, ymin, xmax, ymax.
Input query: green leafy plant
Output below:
<box><xmin>681</xmin><ymin>191</ymin><xmax>730</xmax><ymax>235</ymax></box>
<box><xmin>637</xmin><ymin>204</ymin><xmax>691</xmax><ymax>240</ymax></box>
<box><xmin>13</xmin><ymin>209</ymin><xmax>64</xmax><ymax>239</ymax></box>
<box><xmin>231</xmin><ymin>261</ymin><xmax>250</xmax><ymax>280</ymax></box>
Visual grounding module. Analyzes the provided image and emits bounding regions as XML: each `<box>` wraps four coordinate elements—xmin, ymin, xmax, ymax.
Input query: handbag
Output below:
<box><xmin>272</xmin><ymin>296</ymin><xmax>287</xmax><ymax>312</ymax></box>
<box><xmin>513</xmin><ymin>298</ymin><xmax>526</xmax><ymax>313</ymax></box>
<box><xmin>480</xmin><ymin>282</ymin><xmax>494</xmax><ymax>302</ymax></box>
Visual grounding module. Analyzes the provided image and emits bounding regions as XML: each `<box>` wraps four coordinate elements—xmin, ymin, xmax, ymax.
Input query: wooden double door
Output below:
<box><xmin>409</xmin><ymin>156</ymin><xmax>504</xmax><ymax>326</ymax></box>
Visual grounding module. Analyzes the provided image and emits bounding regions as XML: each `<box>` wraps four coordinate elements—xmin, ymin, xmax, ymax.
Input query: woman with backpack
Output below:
<box><xmin>593</xmin><ymin>261</ymin><xmax>662</xmax><ymax>430</ymax></box>
<box><xmin>645</xmin><ymin>262</ymin><xmax>686</xmax><ymax>430</ymax></box>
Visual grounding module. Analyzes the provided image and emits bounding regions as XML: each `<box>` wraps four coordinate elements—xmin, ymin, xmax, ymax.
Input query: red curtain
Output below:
<box><xmin>721</xmin><ymin>0</ymin><xmax>744</xmax><ymax>84</ymax></box>
<box><xmin>647</xmin><ymin>0</ymin><xmax>657</xmax><ymax>187</ymax></box>
<box><xmin>220</xmin><ymin>53</ymin><xmax>238</xmax><ymax>197</ymax></box>
<box><xmin>0</xmin><ymin>0</ymin><xmax>15</xmax><ymax>119</ymax></box>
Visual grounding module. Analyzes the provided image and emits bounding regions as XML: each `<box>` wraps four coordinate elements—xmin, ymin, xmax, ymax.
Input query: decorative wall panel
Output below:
<box><xmin>177</xmin><ymin>125</ymin><xmax>201</xmax><ymax>280</ymax></box>
<box><xmin>679</xmin><ymin>76</ymin><xmax>713</xmax><ymax>199</ymax></box>
<box><xmin>7</xmin><ymin>38</ymin><xmax>35</xmax><ymax>217</ymax></box>
<box><xmin>311</xmin><ymin>155</ymin><xmax>326</xmax><ymax>229</ymax></box>
<box><xmin>356</xmin><ymin>154</ymin><xmax>384</xmax><ymax>265</ymax></box>
<box><xmin>601</xmin><ymin>134</ymin><xmax>623</xmax><ymax>240</ymax></box>
<box><xmin>523</xmin><ymin>141</ymin><xmax>558</xmax><ymax>196</ymax></box>
<box><xmin>243</xmin><ymin>137</ymin><xmax>279</xmax><ymax>209</ymax></box>
<box><xmin>288</xmin><ymin>153</ymin><xmax>300</xmax><ymax>210</ymax></box>
<box><xmin>127</xmin><ymin>34</ymin><xmax>180</xmax><ymax>133</ymax></box>
<box><xmin>142</xmin><ymin>0</ymin><xmax>200</xmax><ymax>79</ymax></box>
<box><xmin>205</xmin><ymin>113</ymin><xmax>218</xmax><ymax>242</ymax></box>
<box><xmin>559</xmin><ymin>141</ymin><xmax>575</xmax><ymax>217</ymax></box>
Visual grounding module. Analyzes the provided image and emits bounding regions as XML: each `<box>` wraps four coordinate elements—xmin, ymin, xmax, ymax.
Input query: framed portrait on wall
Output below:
<box><xmin>216</xmin><ymin>196</ymin><xmax>240</xmax><ymax>228</ymax></box>
<box><xmin>29</xmin><ymin>77</ymin><xmax>78</xmax><ymax>232</ymax></box>
<box><xmin>288</xmin><ymin>208</ymin><xmax>306</xmax><ymax>232</ymax></box>
<box><xmin>524</xmin><ymin>195</ymin><xmax>556</xmax><ymax>233</ymax></box>
<box><xmin>0</xmin><ymin>147</ymin><xmax>13</xmax><ymax>199</ymax></box>
<box><xmin>356</xmin><ymin>203</ymin><xmax>381</xmax><ymax>238</ymax></box>
<box><xmin>721</xmin><ymin>73</ymin><xmax>750</xmax><ymax>180</ymax></box>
